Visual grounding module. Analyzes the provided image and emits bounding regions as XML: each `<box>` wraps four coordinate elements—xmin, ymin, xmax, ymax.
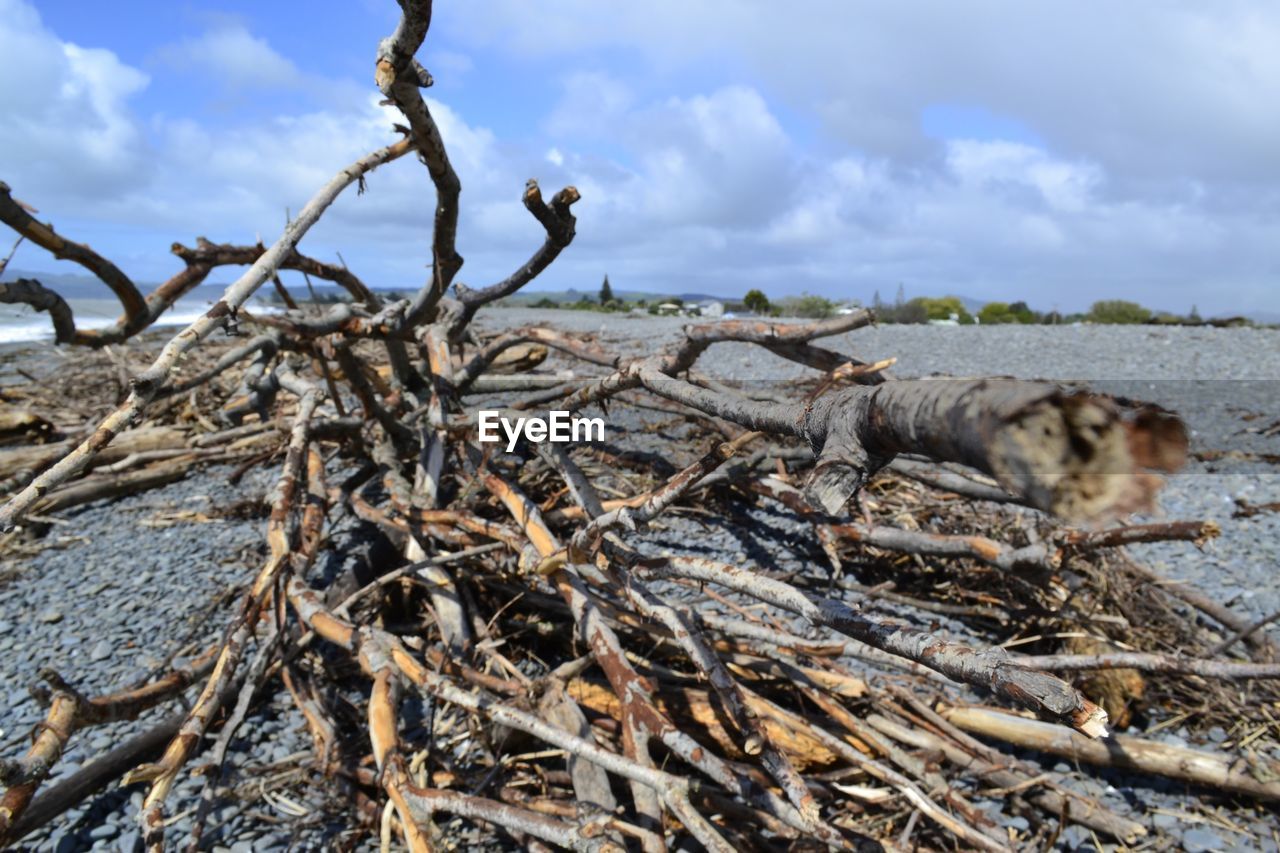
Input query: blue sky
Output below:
<box><xmin>3</xmin><ymin>0</ymin><xmax>1279</xmax><ymax>315</ymax></box>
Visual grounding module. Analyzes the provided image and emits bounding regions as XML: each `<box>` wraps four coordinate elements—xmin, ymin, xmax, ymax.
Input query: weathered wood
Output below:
<box><xmin>0</xmin><ymin>136</ymin><xmax>414</xmax><ymax>532</ymax></box>
<box><xmin>800</xmin><ymin>379</ymin><xmax>1187</xmax><ymax>521</ymax></box>
<box><xmin>942</xmin><ymin>705</ymin><xmax>1280</xmax><ymax>802</ymax></box>
<box><xmin>865</xmin><ymin>713</ymin><xmax>1148</xmax><ymax>843</ymax></box>
<box><xmin>636</xmin><ymin>554</ymin><xmax>1111</xmax><ymax>738</ymax></box>
<box><xmin>6</xmin><ymin>712</ymin><xmax>184</xmax><ymax>842</ymax></box>
<box><xmin>0</xmin><ymin>425</ymin><xmax>187</xmax><ymax>481</ymax></box>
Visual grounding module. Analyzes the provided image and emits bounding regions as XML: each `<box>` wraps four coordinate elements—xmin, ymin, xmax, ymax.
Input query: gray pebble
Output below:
<box><xmin>38</xmin><ymin>608</ymin><xmax>64</xmax><ymax>624</ymax></box>
<box><xmin>1061</xmin><ymin>825</ymin><xmax>1087</xmax><ymax>848</ymax></box>
<box><xmin>1182</xmin><ymin>827</ymin><xmax>1225</xmax><ymax>852</ymax></box>
<box><xmin>89</xmin><ymin>822</ymin><xmax>120</xmax><ymax>840</ymax></box>
<box><xmin>89</xmin><ymin>640</ymin><xmax>114</xmax><ymax>662</ymax></box>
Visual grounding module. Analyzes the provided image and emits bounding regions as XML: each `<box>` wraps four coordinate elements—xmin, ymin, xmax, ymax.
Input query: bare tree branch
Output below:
<box><xmin>0</xmin><ymin>138</ymin><xmax>412</xmax><ymax>531</ymax></box>
<box><xmin>0</xmin><ymin>181</ymin><xmax>148</xmax><ymax>337</ymax></box>
<box><xmin>375</xmin><ymin>0</ymin><xmax>462</xmax><ymax>324</ymax></box>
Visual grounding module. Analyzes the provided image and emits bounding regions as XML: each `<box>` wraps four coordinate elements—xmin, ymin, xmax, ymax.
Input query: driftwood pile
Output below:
<box><xmin>2</xmin><ymin>3</ymin><xmax>1279</xmax><ymax>850</ymax></box>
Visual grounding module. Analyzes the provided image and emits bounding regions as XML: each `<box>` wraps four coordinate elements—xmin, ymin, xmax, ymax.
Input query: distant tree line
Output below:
<box><xmin>864</xmin><ymin>287</ymin><xmax>1236</xmax><ymax>327</ymax></box>
<box><xmin>478</xmin><ymin>277</ymin><xmax>1252</xmax><ymax>327</ymax></box>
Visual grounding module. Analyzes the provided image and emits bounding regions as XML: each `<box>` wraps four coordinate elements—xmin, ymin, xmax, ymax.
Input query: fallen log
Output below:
<box><xmin>0</xmin><ymin>425</ymin><xmax>187</xmax><ymax>483</ymax></box>
<box><xmin>29</xmin><ymin>453</ymin><xmax>244</xmax><ymax>516</ymax></box>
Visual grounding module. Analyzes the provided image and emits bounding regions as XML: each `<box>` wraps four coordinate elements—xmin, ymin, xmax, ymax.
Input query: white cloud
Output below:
<box><xmin>0</xmin><ymin>0</ymin><xmax>150</xmax><ymax>196</ymax></box>
<box><xmin>156</xmin><ymin>25</ymin><xmax>304</xmax><ymax>90</ymax></box>
<box><xmin>431</xmin><ymin>1</ymin><xmax>1280</xmax><ymax>313</ymax></box>
<box><xmin>0</xmin><ymin>3</ymin><xmax>531</xmax><ymax>291</ymax></box>
<box><xmin>545</xmin><ymin>72</ymin><xmax>633</xmax><ymax>138</ymax></box>
<box><xmin>945</xmin><ymin>141</ymin><xmax>1102</xmax><ymax>214</ymax></box>
<box><xmin>544</xmin><ymin>83</ymin><xmax>794</xmax><ymax>236</ymax></box>
<box><xmin>450</xmin><ymin>1</ymin><xmax>1280</xmax><ymax>192</ymax></box>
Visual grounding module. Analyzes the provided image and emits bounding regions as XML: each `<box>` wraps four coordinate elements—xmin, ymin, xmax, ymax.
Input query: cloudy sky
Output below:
<box><xmin>2</xmin><ymin>1</ymin><xmax>1278</xmax><ymax>315</ymax></box>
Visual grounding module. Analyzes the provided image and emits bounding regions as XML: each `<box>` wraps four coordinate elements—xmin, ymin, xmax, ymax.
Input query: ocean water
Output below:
<box><xmin>0</xmin><ymin>298</ymin><xmax>281</xmax><ymax>344</ymax></box>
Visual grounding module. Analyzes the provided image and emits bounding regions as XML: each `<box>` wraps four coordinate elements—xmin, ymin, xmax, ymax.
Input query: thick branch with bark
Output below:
<box><xmin>800</xmin><ymin>379</ymin><xmax>1187</xmax><ymax>519</ymax></box>
<box><xmin>0</xmin><ymin>278</ymin><xmax>75</xmax><ymax>343</ymax></box>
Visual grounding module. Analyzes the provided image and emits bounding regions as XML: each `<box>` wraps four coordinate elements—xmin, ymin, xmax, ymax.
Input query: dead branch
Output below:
<box><xmin>375</xmin><ymin>0</ymin><xmax>460</xmax><ymax>325</ymax></box>
<box><xmin>863</xmin><ymin>712</ymin><xmax>1147</xmax><ymax>843</ymax></box>
<box><xmin>0</xmin><ymin>181</ymin><xmax>148</xmax><ymax>340</ymax></box>
<box><xmin>449</xmin><ymin>182</ymin><xmax>581</xmax><ymax>336</ymax></box>
<box><xmin>1008</xmin><ymin>653</ymin><xmax>1280</xmax><ymax>678</ymax></box>
<box><xmin>634</xmin><ymin>554</ymin><xmax>1110</xmax><ymax>737</ymax></box>
<box><xmin>0</xmin><ymin>278</ymin><xmax>75</xmax><ymax>344</ymax></box>
<box><xmin>4</xmin><ymin>712</ymin><xmax>185</xmax><ymax>843</ymax></box>
<box><xmin>0</xmin><ymin>648</ymin><xmax>217</xmax><ymax>841</ymax></box>
<box><xmin>942</xmin><ymin>705</ymin><xmax>1280</xmax><ymax>802</ymax></box>
<box><xmin>1062</xmin><ymin>520</ymin><xmax>1220</xmax><ymax>550</ymax></box>
<box><xmin>0</xmin><ymin>137</ymin><xmax>412</xmax><ymax>532</ymax></box>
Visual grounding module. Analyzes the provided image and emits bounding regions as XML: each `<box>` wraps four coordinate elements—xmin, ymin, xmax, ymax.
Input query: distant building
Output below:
<box><xmin>928</xmin><ymin>312</ymin><xmax>961</xmax><ymax>327</ymax></box>
<box><xmin>656</xmin><ymin>303</ymin><xmax>682</xmax><ymax>316</ymax></box>
<box><xmin>700</xmin><ymin>301</ymin><xmax>725</xmax><ymax>318</ymax></box>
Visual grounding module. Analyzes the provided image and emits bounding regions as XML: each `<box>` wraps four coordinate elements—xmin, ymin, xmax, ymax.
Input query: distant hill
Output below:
<box><xmin>1</xmin><ymin>268</ymin><xmax>235</xmax><ymax>302</ymax></box>
<box><xmin>0</xmin><ymin>268</ymin><xmax>345</xmax><ymax>303</ymax></box>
